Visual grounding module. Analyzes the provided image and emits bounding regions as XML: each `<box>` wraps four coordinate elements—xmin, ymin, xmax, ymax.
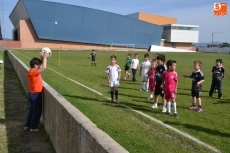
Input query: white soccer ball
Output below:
<box><xmin>40</xmin><ymin>47</ymin><xmax>52</xmax><ymax>57</ymax></box>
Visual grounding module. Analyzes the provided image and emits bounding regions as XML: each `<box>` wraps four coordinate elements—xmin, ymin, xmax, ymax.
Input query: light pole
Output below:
<box><xmin>212</xmin><ymin>32</ymin><xmax>223</xmax><ymax>45</ymax></box>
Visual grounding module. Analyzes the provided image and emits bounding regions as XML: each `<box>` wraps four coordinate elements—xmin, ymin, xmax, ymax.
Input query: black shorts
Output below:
<box><xmin>191</xmin><ymin>89</ymin><xmax>201</xmax><ymax>98</ymax></box>
<box><xmin>124</xmin><ymin>66</ymin><xmax>130</xmax><ymax>71</ymax></box>
<box><xmin>154</xmin><ymin>81</ymin><xmax>164</xmax><ymax>97</ymax></box>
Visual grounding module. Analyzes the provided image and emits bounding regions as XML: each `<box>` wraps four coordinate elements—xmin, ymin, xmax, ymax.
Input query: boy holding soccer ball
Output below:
<box><xmin>105</xmin><ymin>55</ymin><xmax>121</xmax><ymax>104</ymax></box>
<box><xmin>24</xmin><ymin>49</ymin><xmax>50</xmax><ymax>133</ymax></box>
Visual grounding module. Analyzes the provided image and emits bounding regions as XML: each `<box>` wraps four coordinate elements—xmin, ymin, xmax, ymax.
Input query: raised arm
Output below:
<box><xmin>38</xmin><ymin>53</ymin><xmax>49</xmax><ymax>73</ymax></box>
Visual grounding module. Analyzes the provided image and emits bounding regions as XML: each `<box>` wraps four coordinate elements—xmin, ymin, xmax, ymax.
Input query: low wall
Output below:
<box><xmin>0</xmin><ymin>40</ymin><xmax>22</xmax><ymax>48</ymax></box>
<box><xmin>6</xmin><ymin>49</ymin><xmax>128</xmax><ymax>153</ymax></box>
<box><xmin>197</xmin><ymin>47</ymin><xmax>230</xmax><ymax>53</ymax></box>
<box><xmin>149</xmin><ymin>45</ymin><xmax>195</xmax><ymax>52</ymax></box>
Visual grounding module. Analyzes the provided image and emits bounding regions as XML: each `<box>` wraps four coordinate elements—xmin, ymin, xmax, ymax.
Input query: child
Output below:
<box><xmin>123</xmin><ymin>53</ymin><xmax>132</xmax><ymax>80</ymax></box>
<box><xmin>24</xmin><ymin>52</ymin><xmax>50</xmax><ymax>133</ymax></box>
<box><xmin>151</xmin><ymin>54</ymin><xmax>167</xmax><ymax>113</ymax></box>
<box><xmin>88</xmin><ymin>49</ymin><xmax>96</xmax><ymax>66</ymax></box>
<box><xmin>214</xmin><ymin>60</ymin><xmax>224</xmax><ymax>93</ymax></box>
<box><xmin>184</xmin><ymin>60</ymin><xmax>205</xmax><ymax>113</ymax></box>
<box><xmin>105</xmin><ymin>55</ymin><xmax>121</xmax><ymax>104</ymax></box>
<box><xmin>146</xmin><ymin>60</ymin><xmax>157</xmax><ymax>100</ymax></box>
<box><xmin>139</xmin><ymin>54</ymin><xmax>151</xmax><ymax>91</ymax></box>
<box><xmin>130</xmin><ymin>53</ymin><xmax>140</xmax><ymax>82</ymax></box>
<box><xmin>208</xmin><ymin>59</ymin><xmax>225</xmax><ymax>99</ymax></box>
<box><xmin>162</xmin><ymin>60</ymin><xmax>178</xmax><ymax>118</ymax></box>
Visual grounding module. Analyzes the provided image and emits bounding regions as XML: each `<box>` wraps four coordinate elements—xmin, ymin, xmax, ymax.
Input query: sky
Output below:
<box><xmin>3</xmin><ymin>0</ymin><xmax>230</xmax><ymax>43</ymax></box>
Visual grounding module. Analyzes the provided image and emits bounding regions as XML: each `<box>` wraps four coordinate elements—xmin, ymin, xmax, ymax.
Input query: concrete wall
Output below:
<box><xmin>6</xmin><ymin>49</ymin><xmax>129</xmax><ymax>153</ymax></box>
<box><xmin>149</xmin><ymin>45</ymin><xmax>195</xmax><ymax>52</ymax></box>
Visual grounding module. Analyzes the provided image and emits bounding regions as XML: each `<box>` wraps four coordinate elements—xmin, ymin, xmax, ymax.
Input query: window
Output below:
<box><xmin>177</xmin><ymin>26</ymin><xmax>185</xmax><ymax>30</ymax></box>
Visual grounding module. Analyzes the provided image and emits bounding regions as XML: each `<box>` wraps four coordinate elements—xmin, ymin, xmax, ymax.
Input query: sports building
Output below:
<box><xmin>7</xmin><ymin>0</ymin><xmax>199</xmax><ymax>51</ymax></box>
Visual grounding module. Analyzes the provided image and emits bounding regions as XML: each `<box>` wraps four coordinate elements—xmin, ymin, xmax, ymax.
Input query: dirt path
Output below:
<box><xmin>0</xmin><ymin>51</ymin><xmax>55</xmax><ymax>153</ymax></box>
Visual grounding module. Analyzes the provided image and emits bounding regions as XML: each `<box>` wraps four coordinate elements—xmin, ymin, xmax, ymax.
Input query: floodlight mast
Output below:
<box><xmin>211</xmin><ymin>32</ymin><xmax>223</xmax><ymax>45</ymax></box>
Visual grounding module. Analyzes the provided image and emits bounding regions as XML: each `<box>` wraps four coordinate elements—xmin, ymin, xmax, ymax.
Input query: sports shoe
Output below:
<box><xmin>162</xmin><ymin>106</ymin><xmax>167</xmax><ymax>113</ymax></box>
<box><xmin>174</xmin><ymin>113</ymin><xmax>178</xmax><ymax>118</ymax></box>
<box><xmin>140</xmin><ymin>88</ymin><xmax>145</xmax><ymax>91</ymax></box>
<box><xmin>197</xmin><ymin>107</ymin><xmax>203</xmax><ymax>113</ymax></box>
<box><xmin>127</xmin><ymin>74</ymin><xmax>131</xmax><ymax>78</ymax></box>
<box><xmin>114</xmin><ymin>100</ymin><xmax>120</xmax><ymax>104</ymax></box>
<box><xmin>24</xmin><ymin>126</ymin><xmax>29</xmax><ymax>131</ymax></box>
<box><xmin>218</xmin><ymin>97</ymin><xmax>222</xmax><ymax>99</ymax></box>
<box><xmin>189</xmin><ymin>105</ymin><xmax>196</xmax><ymax>110</ymax></box>
<box><xmin>110</xmin><ymin>100</ymin><xmax>115</xmax><ymax>103</ymax></box>
<box><xmin>165</xmin><ymin>111</ymin><xmax>171</xmax><ymax>115</ymax></box>
<box><xmin>208</xmin><ymin>96</ymin><xmax>212</xmax><ymax>98</ymax></box>
<box><xmin>146</xmin><ymin>97</ymin><xmax>153</xmax><ymax>100</ymax></box>
<box><xmin>145</xmin><ymin>90</ymin><xmax>149</xmax><ymax>92</ymax></box>
<box><xmin>30</xmin><ymin>129</ymin><xmax>39</xmax><ymax>133</ymax></box>
<box><xmin>151</xmin><ymin>104</ymin><xmax>158</xmax><ymax>109</ymax></box>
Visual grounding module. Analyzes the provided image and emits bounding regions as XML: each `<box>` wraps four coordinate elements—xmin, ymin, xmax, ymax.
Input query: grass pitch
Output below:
<box><xmin>12</xmin><ymin>50</ymin><xmax>230</xmax><ymax>153</ymax></box>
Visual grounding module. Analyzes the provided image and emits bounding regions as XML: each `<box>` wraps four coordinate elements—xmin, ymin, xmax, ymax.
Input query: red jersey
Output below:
<box><xmin>148</xmin><ymin>69</ymin><xmax>156</xmax><ymax>91</ymax></box>
<box><xmin>162</xmin><ymin>71</ymin><xmax>178</xmax><ymax>92</ymax></box>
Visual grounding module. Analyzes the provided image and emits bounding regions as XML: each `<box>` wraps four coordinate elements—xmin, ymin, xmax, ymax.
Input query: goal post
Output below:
<box><xmin>110</xmin><ymin>43</ymin><xmax>135</xmax><ymax>54</ymax></box>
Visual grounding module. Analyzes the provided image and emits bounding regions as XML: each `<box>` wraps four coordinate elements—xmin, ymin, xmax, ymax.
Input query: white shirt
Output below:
<box><xmin>141</xmin><ymin>60</ymin><xmax>151</xmax><ymax>75</ymax></box>
<box><xmin>131</xmin><ymin>59</ymin><xmax>139</xmax><ymax>69</ymax></box>
<box><xmin>105</xmin><ymin>64</ymin><xmax>121</xmax><ymax>81</ymax></box>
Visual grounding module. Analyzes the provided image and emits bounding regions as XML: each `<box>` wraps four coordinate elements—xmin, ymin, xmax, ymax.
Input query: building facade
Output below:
<box><xmin>9</xmin><ymin>0</ymin><xmax>163</xmax><ymax>49</ymax></box>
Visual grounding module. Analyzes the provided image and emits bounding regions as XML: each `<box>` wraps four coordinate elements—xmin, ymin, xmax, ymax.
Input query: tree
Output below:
<box><xmin>220</xmin><ymin>42</ymin><xmax>230</xmax><ymax>48</ymax></box>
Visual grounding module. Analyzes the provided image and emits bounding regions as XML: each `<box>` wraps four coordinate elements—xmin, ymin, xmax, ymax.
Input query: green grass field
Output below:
<box><xmin>11</xmin><ymin>49</ymin><xmax>230</xmax><ymax>153</ymax></box>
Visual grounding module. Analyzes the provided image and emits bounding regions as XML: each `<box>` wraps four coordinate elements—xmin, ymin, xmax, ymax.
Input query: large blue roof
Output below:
<box><xmin>10</xmin><ymin>0</ymin><xmax>163</xmax><ymax>48</ymax></box>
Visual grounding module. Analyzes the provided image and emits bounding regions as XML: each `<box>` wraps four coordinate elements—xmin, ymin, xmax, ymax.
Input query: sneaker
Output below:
<box><xmin>110</xmin><ymin>100</ymin><xmax>115</xmax><ymax>103</ymax></box>
<box><xmin>208</xmin><ymin>96</ymin><xmax>212</xmax><ymax>98</ymax></box>
<box><xmin>174</xmin><ymin>113</ymin><xmax>178</xmax><ymax>118</ymax></box>
<box><xmin>127</xmin><ymin>74</ymin><xmax>131</xmax><ymax>78</ymax></box>
<box><xmin>145</xmin><ymin>90</ymin><xmax>149</xmax><ymax>92</ymax></box>
<box><xmin>146</xmin><ymin>97</ymin><xmax>153</xmax><ymax>100</ymax></box>
<box><xmin>197</xmin><ymin>107</ymin><xmax>203</xmax><ymax>112</ymax></box>
<box><xmin>30</xmin><ymin>129</ymin><xmax>39</xmax><ymax>133</ymax></box>
<box><xmin>114</xmin><ymin>100</ymin><xmax>120</xmax><ymax>104</ymax></box>
<box><xmin>24</xmin><ymin>126</ymin><xmax>29</xmax><ymax>131</ymax></box>
<box><xmin>165</xmin><ymin>111</ymin><xmax>171</xmax><ymax>115</ymax></box>
<box><xmin>218</xmin><ymin>97</ymin><xmax>222</xmax><ymax>99</ymax></box>
<box><xmin>189</xmin><ymin>105</ymin><xmax>196</xmax><ymax>110</ymax></box>
<box><xmin>151</xmin><ymin>104</ymin><xmax>158</xmax><ymax>109</ymax></box>
<box><xmin>140</xmin><ymin>88</ymin><xmax>145</xmax><ymax>91</ymax></box>
<box><xmin>162</xmin><ymin>106</ymin><xmax>167</xmax><ymax>113</ymax></box>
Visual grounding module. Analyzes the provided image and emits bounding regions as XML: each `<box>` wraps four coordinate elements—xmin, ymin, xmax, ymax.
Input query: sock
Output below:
<box><xmin>193</xmin><ymin>103</ymin><xmax>196</xmax><ymax>106</ymax></box>
<box><xmin>92</xmin><ymin>63</ymin><xmax>93</xmax><ymax>66</ymax></box>
<box><xmin>115</xmin><ymin>90</ymin><xmax>118</xmax><ymax>100</ymax></box>
<box><xmin>94</xmin><ymin>63</ymin><xmax>96</xmax><ymax>66</ymax></box>
<box><xmin>110</xmin><ymin>91</ymin><xmax>114</xmax><ymax>100</ymax></box>
<box><xmin>167</xmin><ymin>102</ymin><xmax>171</xmax><ymax>113</ymax></box>
<box><xmin>142</xmin><ymin>82</ymin><xmax>145</xmax><ymax>89</ymax></box>
<box><xmin>145</xmin><ymin>82</ymin><xmax>149</xmax><ymax>90</ymax></box>
<box><xmin>198</xmin><ymin>105</ymin><xmax>202</xmax><ymax>108</ymax></box>
<box><xmin>150</xmin><ymin>94</ymin><xmax>153</xmax><ymax>98</ymax></box>
<box><xmin>173</xmin><ymin>102</ymin><xmax>177</xmax><ymax>113</ymax></box>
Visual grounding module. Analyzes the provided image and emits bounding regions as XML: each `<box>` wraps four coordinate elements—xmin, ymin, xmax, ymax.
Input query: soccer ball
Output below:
<box><xmin>40</xmin><ymin>47</ymin><xmax>52</xmax><ymax>57</ymax></box>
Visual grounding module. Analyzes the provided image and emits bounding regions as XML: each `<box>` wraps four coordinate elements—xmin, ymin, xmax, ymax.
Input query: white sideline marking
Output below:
<box><xmin>16</xmin><ymin>52</ymin><xmax>221</xmax><ymax>153</ymax></box>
